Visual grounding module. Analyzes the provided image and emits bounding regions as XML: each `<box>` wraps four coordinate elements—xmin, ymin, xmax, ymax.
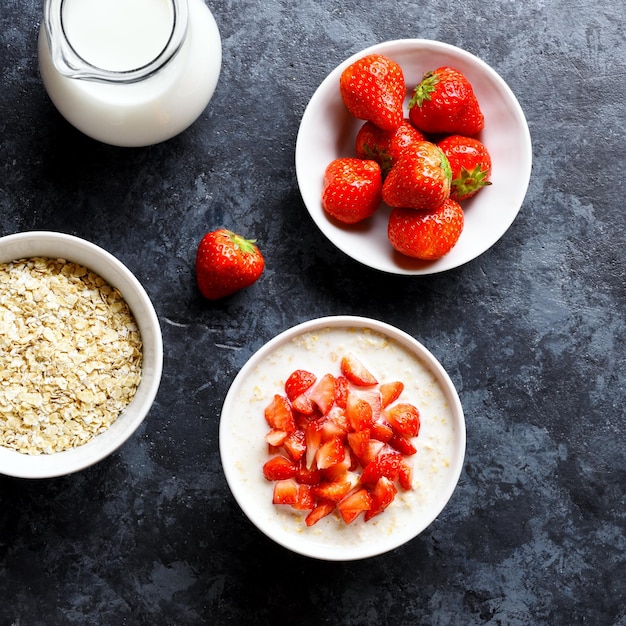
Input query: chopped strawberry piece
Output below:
<box><xmin>264</xmin><ymin>394</ymin><xmax>296</xmax><ymax>433</ymax></box>
<box><xmin>347</xmin><ymin>429</ymin><xmax>384</xmax><ymax>466</ymax></box>
<box><xmin>283</xmin><ymin>429</ymin><xmax>307</xmax><ymax>461</ymax></box>
<box><xmin>334</xmin><ymin>375</ymin><xmax>350</xmax><ymax>408</ymax></box>
<box><xmin>295</xmin><ymin>463</ymin><xmax>323</xmax><ymax>485</ymax></box>
<box><xmin>337</xmin><ymin>488</ymin><xmax>372</xmax><ymax>524</ymax></box>
<box><xmin>305</xmin><ymin>417</ymin><xmax>325</xmax><ymax>469</ymax></box>
<box><xmin>316</xmin><ymin>437</ymin><xmax>346</xmax><ymax>470</ymax></box>
<box><xmin>398</xmin><ymin>460</ymin><xmax>413</xmax><ymax>490</ymax></box>
<box><xmin>285</xmin><ymin>369</ymin><xmax>317</xmax><ymax>401</ymax></box>
<box><xmin>263</xmin><ymin>456</ymin><xmax>298</xmax><ymax>481</ymax></box>
<box><xmin>379</xmin><ymin>381</ymin><xmax>404</xmax><ymax>408</ymax></box>
<box><xmin>265</xmin><ymin>428</ymin><xmax>288</xmax><ymax>447</ymax></box>
<box><xmin>292</xmin><ymin>393</ymin><xmax>315</xmax><ymax>415</ymax></box>
<box><xmin>389</xmin><ymin>433</ymin><xmax>417</xmax><ymax>456</ymax></box>
<box><xmin>341</xmin><ymin>353</ymin><xmax>378</xmax><ymax>387</ymax></box>
<box><xmin>360</xmin><ymin>452</ymin><xmax>404</xmax><ymax>484</ymax></box>
<box><xmin>272</xmin><ymin>478</ymin><xmax>299</xmax><ymax>505</ymax></box>
<box><xmin>305</xmin><ymin>502</ymin><xmax>335</xmax><ymax>527</ymax></box>
<box><xmin>311</xmin><ymin>479</ymin><xmax>352</xmax><ymax>503</ymax></box>
<box><xmin>322</xmin><ymin>447</ymin><xmax>354</xmax><ymax>481</ymax></box>
<box><xmin>322</xmin><ymin>406</ymin><xmax>349</xmax><ymax>440</ymax></box>
<box><xmin>292</xmin><ymin>484</ymin><xmax>314</xmax><ymax>510</ymax></box>
<box><xmin>309</xmin><ymin>373</ymin><xmax>336</xmax><ymax>415</ymax></box>
<box><xmin>385</xmin><ymin>402</ymin><xmax>420</xmax><ymax>437</ymax></box>
<box><xmin>345</xmin><ymin>392</ymin><xmax>374</xmax><ymax>431</ymax></box>
<box><xmin>364</xmin><ymin>476</ymin><xmax>397</xmax><ymax>521</ymax></box>
<box><xmin>370</xmin><ymin>419</ymin><xmax>394</xmax><ymax>443</ymax></box>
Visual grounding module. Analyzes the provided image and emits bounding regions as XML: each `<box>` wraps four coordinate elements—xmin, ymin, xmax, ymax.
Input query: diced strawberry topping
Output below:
<box><xmin>305</xmin><ymin>502</ymin><xmax>335</xmax><ymax>527</ymax></box>
<box><xmin>364</xmin><ymin>476</ymin><xmax>397</xmax><ymax>521</ymax></box>
<box><xmin>310</xmin><ymin>479</ymin><xmax>353</xmax><ymax>503</ymax></box>
<box><xmin>379</xmin><ymin>381</ymin><xmax>404</xmax><ymax>408</ymax></box>
<box><xmin>285</xmin><ymin>369</ymin><xmax>317</xmax><ymax>401</ymax></box>
<box><xmin>309</xmin><ymin>373</ymin><xmax>336</xmax><ymax>415</ymax></box>
<box><xmin>316</xmin><ymin>437</ymin><xmax>346</xmax><ymax>470</ymax></box>
<box><xmin>341</xmin><ymin>353</ymin><xmax>378</xmax><ymax>386</ymax></box>
<box><xmin>360</xmin><ymin>452</ymin><xmax>404</xmax><ymax>484</ymax></box>
<box><xmin>398</xmin><ymin>460</ymin><xmax>413</xmax><ymax>491</ymax></box>
<box><xmin>389</xmin><ymin>433</ymin><xmax>417</xmax><ymax>456</ymax></box>
<box><xmin>337</xmin><ymin>488</ymin><xmax>372</xmax><ymax>524</ymax></box>
<box><xmin>263</xmin><ymin>456</ymin><xmax>298</xmax><ymax>481</ymax></box>
<box><xmin>263</xmin><ymin>357</ymin><xmax>423</xmax><ymax>527</ymax></box>
<box><xmin>264</xmin><ymin>394</ymin><xmax>296</xmax><ymax>432</ymax></box>
<box><xmin>385</xmin><ymin>402</ymin><xmax>420</xmax><ymax>437</ymax></box>
<box><xmin>283</xmin><ymin>429</ymin><xmax>307</xmax><ymax>461</ymax></box>
<box><xmin>334</xmin><ymin>375</ymin><xmax>350</xmax><ymax>408</ymax></box>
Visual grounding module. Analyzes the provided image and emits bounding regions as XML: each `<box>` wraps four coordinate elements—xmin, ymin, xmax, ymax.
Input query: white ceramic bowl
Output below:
<box><xmin>295</xmin><ymin>39</ymin><xmax>532</xmax><ymax>274</ymax></box>
<box><xmin>219</xmin><ymin>316</ymin><xmax>465</xmax><ymax>560</ymax></box>
<box><xmin>0</xmin><ymin>231</ymin><xmax>163</xmax><ymax>478</ymax></box>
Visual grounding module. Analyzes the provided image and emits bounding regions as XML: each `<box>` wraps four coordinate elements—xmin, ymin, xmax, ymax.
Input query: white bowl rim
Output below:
<box><xmin>0</xmin><ymin>230</ymin><xmax>163</xmax><ymax>479</ymax></box>
<box><xmin>219</xmin><ymin>314</ymin><xmax>466</xmax><ymax>560</ymax></box>
<box><xmin>295</xmin><ymin>38</ymin><xmax>533</xmax><ymax>275</ymax></box>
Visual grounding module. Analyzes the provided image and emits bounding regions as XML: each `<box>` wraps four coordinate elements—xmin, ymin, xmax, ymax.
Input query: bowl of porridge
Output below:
<box><xmin>0</xmin><ymin>231</ymin><xmax>163</xmax><ymax>478</ymax></box>
<box><xmin>219</xmin><ymin>316</ymin><xmax>465</xmax><ymax>560</ymax></box>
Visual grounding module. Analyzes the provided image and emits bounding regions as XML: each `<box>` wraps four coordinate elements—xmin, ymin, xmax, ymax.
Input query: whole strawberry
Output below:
<box><xmin>387</xmin><ymin>199</ymin><xmax>464</xmax><ymax>261</ymax></box>
<box><xmin>355</xmin><ymin>119</ymin><xmax>425</xmax><ymax>177</ymax></box>
<box><xmin>382</xmin><ymin>141</ymin><xmax>451</xmax><ymax>210</ymax></box>
<box><xmin>322</xmin><ymin>157</ymin><xmax>383</xmax><ymax>224</ymax></box>
<box><xmin>408</xmin><ymin>66</ymin><xmax>484</xmax><ymax>136</ymax></box>
<box><xmin>195</xmin><ymin>229</ymin><xmax>265</xmax><ymax>300</ymax></box>
<box><xmin>340</xmin><ymin>54</ymin><xmax>405</xmax><ymax>132</ymax></box>
<box><xmin>437</xmin><ymin>135</ymin><xmax>492</xmax><ymax>201</ymax></box>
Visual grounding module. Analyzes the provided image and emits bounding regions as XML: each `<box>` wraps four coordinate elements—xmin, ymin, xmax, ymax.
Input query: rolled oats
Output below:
<box><xmin>0</xmin><ymin>257</ymin><xmax>143</xmax><ymax>455</ymax></box>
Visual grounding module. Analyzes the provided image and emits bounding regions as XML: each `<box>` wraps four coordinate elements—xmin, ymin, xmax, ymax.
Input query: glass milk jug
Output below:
<box><xmin>38</xmin><ymin>0</ymin><xmax>222</xmax><ymax>147</ymax></box>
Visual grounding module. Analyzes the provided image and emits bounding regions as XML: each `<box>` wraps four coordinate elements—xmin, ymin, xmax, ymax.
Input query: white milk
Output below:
<box><xmin>61</xmin><ymin>0</ymin><xmax>175</xmax><ymax>72</ymax></box>
<box><xmin>38</xmin><ymin>0</ymin><xmax>222</xmax><ymax>147</ymax></box>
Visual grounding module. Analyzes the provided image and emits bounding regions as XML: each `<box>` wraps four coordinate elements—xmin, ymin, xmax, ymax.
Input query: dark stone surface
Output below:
<box><xmin>1</xmin><ymin>0</ymin><xmax>625</xmax><ymax>624</ymax></box>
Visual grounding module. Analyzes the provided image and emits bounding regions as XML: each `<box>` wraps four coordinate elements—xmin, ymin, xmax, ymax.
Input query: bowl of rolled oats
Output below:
<box><xmin>0</xmin><ymin>231</ymin><xmax>163</xmax><ymax>478</ymax></box>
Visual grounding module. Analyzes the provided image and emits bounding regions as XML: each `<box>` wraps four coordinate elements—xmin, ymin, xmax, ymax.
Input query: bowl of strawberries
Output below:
<box><xmin>219</xmin><ymin>316</ymin><xmax>465</xmax><ymax>560</ymax></box>
<box><xmin>295</xmin><ymin>39</ymin><xmax>532</xmax><ymax>274</ymax></box>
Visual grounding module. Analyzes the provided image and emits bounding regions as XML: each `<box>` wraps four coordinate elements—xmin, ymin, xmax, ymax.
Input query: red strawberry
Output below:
<box><xmin>388</xmin><ymin>433</ymin><xmax>417</xmax><ymax>456</ymax></box>
<box><xmin>263</xmin><ymin>455</ymin><xmax>298</xmax><ymax>481</ymax></box>
<box><xmin>334</xmin><ymin>375</ymin><xmax>350</xmax><ymax>408</ymax></box>
<box><xmin>340</xmin><ymin>353</ymin><xmax>378</xmax><ymax>387</ymax></box>
<box><xmin>387</xmin><ymin>198</ymin><xmax>464</xmax><ymax>261</ymax></box>
<box><xmin>437</xmin><ymin>135</ymin><xmax>492</xmax><ymax>201</ymax></box>
<box><xmin>337</xmin><ymin>488</ymin><xmax>372</xmax><ymax>524</ymax></box>
<box><xmin>321</xmin><ymin>158</ymin><xmax>382</xmax><ymax>224</ymax></box>
<box><xmin>345</xmin><ymin>392</ymin><xmax>374</xmax><ymax>432</ymax></box>
<box><xmin>316</xmin><ymin>437</ymin><xmax>346</xmax><ymax>470</ymax></box>
<box><xmin>385</xmin><ymin>402</ymin><xmax>421</xmax><ymax>438</ymax></box>
<box><xmin>364</xmin><ymin>476</ymin><xmax>397</xmax><ymax>521</ymax></box>
<box><xmin>360</xmin><ymin>452</ymin><xmax>404</xmax><ymax>484</ymax></box>
<box><xmin>285</xmin><ymin>369</ymin><xmax>317</xmax><ymax>402</ymax></box>
<box><xmin>282</xmin><ymin>429</ymin><xmax>307</xmax><ymax>462</ymax></box>
<box><xmin>264</xmin><ymin>394</ymin><xmax>296</xmax><ymax>432</ymax></box>
<box><xmin>355</xmin><ymin>119</ymin><xmax>426</xmax><ymax>176</ymax></box>
<box><xmin>408</xmin><ymin>66</ymin><xmax>484</xmax><ymax>136</ymax></box>
<box><xmin>309</xmin><ymin>373</ymin><xmax>336</xmax><ymax>415</ymax></box>
<box><xmin>339</xmin><ymin>54</ymin><xmax>405</xmax><ymax>131</ymax></box>
<box><xmin>195</xmin><ymin>229</ymin><xmax>264</xmax><ymax>300</ymax></box>
<box><xmin>305</xmin><ymin>502</ymin><xmax>335</xmax><ymax>527</ymax></box>
<box><xmin>399</xmin><ymin>461</ymin><xmax>413</xmax><ymax>490</ymax></box>
<box><xmin>381</xmin><ymin>141</ymin><xmax>451</xmax><ymax>210</ymax></box>
<box><xmin>310</xmin><ymin>479</ymin><xmax>352</xmax><ymax>503</ymax></box>
<box><xmin>379</xmin><ymin>381</ymin><xmax>404</xmax><ymax>408</ymax></box>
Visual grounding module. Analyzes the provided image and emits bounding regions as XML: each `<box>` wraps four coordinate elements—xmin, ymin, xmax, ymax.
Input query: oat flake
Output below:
<box><xmin>0</xmin><ymin>257</ymin><xmax>143</xmax><ymax>455</ymax></box>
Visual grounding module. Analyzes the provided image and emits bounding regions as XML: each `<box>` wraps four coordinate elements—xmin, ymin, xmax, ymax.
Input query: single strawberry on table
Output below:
<box><xmin>381</xmin><ymin>141</ymin><xmax>452</xmax><ymax>211</ymax></box>
<box><xmin>355</xmin><ymin>119</ymin><xmax>426</xmax><ymax>177</ymax></box>
<box><xmin>321</xmin><ymin>157</ymin><xmax>382</xmax><ymax>224</ymax></box>
<box><xmin>437</xmin><ymin>135</ymin><xmax>492</xmax><ymax>201</ymax></box>
<box><xmin>195</xmin><ymin>229</ymin><xmax>265</xmax><ymax>300</ymax></box>
<box><xmin>339</xmin><ymin>54</ymin><xmax>405</xmax><ymax>132</ymax></box>
<box><xmin>387</xmin><ymin>198</ymin><xmax>464</xmax><ymax>261</ymax></box>
<box><xmin>408</xmin><ymin>66</ymin><xmax>484</xmax><ymax>136</ymax></box>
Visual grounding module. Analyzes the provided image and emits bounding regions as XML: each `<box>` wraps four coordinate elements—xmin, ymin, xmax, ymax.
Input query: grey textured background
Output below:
<box><xmin>1</xmin><ymin>0</ymin><xmax>625</xmax><ymax>624</ymax></box>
